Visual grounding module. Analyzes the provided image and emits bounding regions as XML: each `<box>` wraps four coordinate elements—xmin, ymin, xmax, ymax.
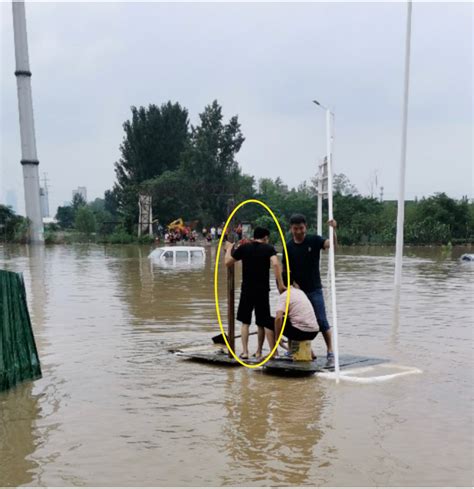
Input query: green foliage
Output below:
<box><xmin>333</xmin><ymin>193</ymin><xmax>385</xmax><ymax>244</ymax></box>
<box><xmin>74</xmin><ymin>207</ymin><xmax>97</xmax><ymax>236</ymax></box>
<box><xmin>44</xmin><ymin>230</ymin><xmax>60</xmax><ymax>244</ymax></box>
<box><xmin>0</xmin><ymin>205</ymin><xmax>27</xmax><ymax>242</ymax></box>
<box><xmin>113</xmin><ymin>102</ymin><xmax>189</xmax><ymax>231</ymax></box>
<box><xmin>142</xmin><ymin>100</ymin><xmax>252</xmax><ymax>226</ymax></box>
<box><xmin>56</xmin><ymin>205</ymin><xmax>75</xmax><ymax>229</ymax></box>
<box><xmin>404</xmin><ymin>193</ymin><xmax>472</xmax><ymax>245</ymax></box>
<box><xmin>137</xmin><ymin>234</ymin><xmax>155</xmax><ymax>245</ymax></box>
<box><xmin>181</xmin><ymin>100</ymin><xmax>246</xmax><ymax>223</ymax></box>
<box><xmin>104</xmin><ymin>189</ymin><xmax>120</xmax><ymax>217</ymax></box>
<box><xmin>13</xmin><ymin>219</ymin><xmax>30</xmax><ymax>244</ymax></box>
<box><xmin>72</xmin><ymin>193</ymin><xmax>87</xmax><ymax>210</ymax></box>
<box><xmin>333</xmin><ymin>173</ymin><xmax>359</xmax><ymax>196</ymax></box>
<box><xmin>106</xmin><ymin>225</ymin><xmax>135</xmax><ymax>244</ymax></box>
<box><xmin>87</xmin><ymin>198</ymin><xmax>114</xmax><ymax>234</ymax></box>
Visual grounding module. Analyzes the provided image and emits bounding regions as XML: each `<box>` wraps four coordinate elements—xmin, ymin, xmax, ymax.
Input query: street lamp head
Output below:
<box><xmin>312</xmin><ymin>100</ymin><xmax>320</xmax><ymax>106</ymax></box>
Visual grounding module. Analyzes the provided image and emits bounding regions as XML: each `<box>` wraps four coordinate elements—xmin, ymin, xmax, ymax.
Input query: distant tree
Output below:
<box><xmin>104</xmin><ymin>189</ymin><xmax>120</xmax><ymax>217</ymax></box>
<box><xmin>86</xmin><ymin>198</ymin><xmax>113</xmax><ymax>234</ymax></box>
<box><xmin>56</xmin><ymin>205</ymin><xmax>75</xmax><ymax>229</ymax></box>
<box><xmin>405</xmin><ymin>193</ymin><xmax>472</xmax><ymax>244</ymax></box>
<box><xmin>142</xmin><ymin>169</ymin><xmax>197</xmax><ymax>226</ymax></box>
<box><xmin>333</xmin><ymin>193</ymin><xmax>384</xmax><ymax>244</ymax></box>
<box><xmin>181</xmin><ymin>100</ymin><xmax>245</xmax><ymax>223</ymax></box>
<box><xmin>333</xmin><ymin>173</ymin><xmax>358</xmax><ymax>196</ymax></box>
<box><xmin>72</xmin><ymin>193</ymin><xmax>87</xmax><ymax>210</ymax></box>
<box><xmin>0</xmin><ymin>205</ymin><xmax>28</xmax><ymax>242</ymax></box>
<box><xmin>74</xmin><ymin>207</ymin><xmax>97</xmax><ymax>236</ymax></box>
<box><xmin>113</xmin><ymin>102</ymin><xmax>190</xmax><ymax>230</ymax></box>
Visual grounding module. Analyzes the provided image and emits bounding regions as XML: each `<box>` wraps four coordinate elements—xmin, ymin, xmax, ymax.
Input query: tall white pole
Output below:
<box><xmin>317</xmin><ymin>171</ymin><xmax>323</xmax><ymax>236</ymax></box>
<box><xmin>12</xmin><ymin>0</ymin><xmax>43</xmax><ymax>243</ymax></box>
<box><xmin>394</xmin><ymin>0</ymin><xmax>412</xmax><ymax>287</ymax></box>
<box><xmin>326</xmin><ymin>109</ymin><xmax>340</xmax><ymax>382</ymax></box>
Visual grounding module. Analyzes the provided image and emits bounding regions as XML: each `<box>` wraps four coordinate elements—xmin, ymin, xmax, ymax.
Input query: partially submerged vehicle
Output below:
<box><xmin>148</xmin><ymin>246</ymin><xmax>205</xmax><ymax>265</ymax></box>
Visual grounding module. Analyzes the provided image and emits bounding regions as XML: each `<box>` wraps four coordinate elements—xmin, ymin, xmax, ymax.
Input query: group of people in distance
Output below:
<box><xmin>224</xmin><ymin>213</ymin><xmax>337</xmax><ymax>364</ymax></box>
<box><xmin>203</xmin><ymin>223</ymin><xmax>243</xmax><ymax>243</ymax></box>
<box><xmin>164</xmin><ymin>228</ymin><xmax>198</xmax><ymax>243</ymax></box>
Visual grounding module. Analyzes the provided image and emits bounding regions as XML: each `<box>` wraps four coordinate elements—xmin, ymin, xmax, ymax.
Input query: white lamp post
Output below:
<box><xmin>312</xmin><ymin>99</ymin><xmax>340</xmax><ymax>382</ymax></box>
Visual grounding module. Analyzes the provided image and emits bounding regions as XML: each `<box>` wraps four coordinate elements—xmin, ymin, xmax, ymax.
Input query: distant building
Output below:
<box><xmin>6</xmin><ymin>189</ymin><xmax>18</xmax><ymax>212</ymax></box>
<box><xmin>43</xmin><ymin>216</ymin><xmax>57</xmax><ymax>225</ymax></box>
<box><xmin>72</xmin><ymin>186</ymin><xmax>87</xmax><ymax>202</ymax></box>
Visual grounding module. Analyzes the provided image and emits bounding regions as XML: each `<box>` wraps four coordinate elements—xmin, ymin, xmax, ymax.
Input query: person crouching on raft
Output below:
<box><xmin>265</xmin><ymin>284</ymin><xmax>319</xmax><ymax>359</ymax></box>
<box><xmin>224</xmin><ymin>227</ymin><xmax>285</xmax><ymax>360</ymax></box>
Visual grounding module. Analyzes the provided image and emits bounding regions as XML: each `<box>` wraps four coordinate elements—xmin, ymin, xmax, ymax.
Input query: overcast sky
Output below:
<box><xmin>1</xmin><ymin>1</ymin><xmax>472</xmax><ymax>215</ymax></box>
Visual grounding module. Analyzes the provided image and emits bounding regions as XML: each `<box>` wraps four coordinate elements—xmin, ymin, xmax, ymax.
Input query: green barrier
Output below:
<box><xmin>0</xmin><ymin>269</ymin><xmax>42</xmax><ymax>392</ymax></box>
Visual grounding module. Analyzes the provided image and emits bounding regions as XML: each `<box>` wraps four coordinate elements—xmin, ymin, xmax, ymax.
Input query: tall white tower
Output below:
<box><xmin>12</xmin><ymin>0</ymin><xmax>44</xmax><ymax>243</ymax></box>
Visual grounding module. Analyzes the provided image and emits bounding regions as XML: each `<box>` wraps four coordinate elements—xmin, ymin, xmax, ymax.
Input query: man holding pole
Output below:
<box><xmin>225</xmin><ymin>227</ymin><xmax>285</xmax><ymax>360</ymax></box>
<box><xmin>283</xmin><ymin>214</ymin><xmax>337</xmax><ymax>365</ymax></box>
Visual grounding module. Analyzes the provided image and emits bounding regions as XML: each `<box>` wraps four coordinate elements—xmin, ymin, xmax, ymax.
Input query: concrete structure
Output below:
<box><xmin>12</xmin><ymin>0</ymin><xmax>44</xmax><ymax>242</ymax></box>
<box><xmin>138</xmin><ymin>193</ymin><xmax>152</xmax><ymax>236</ymax></box>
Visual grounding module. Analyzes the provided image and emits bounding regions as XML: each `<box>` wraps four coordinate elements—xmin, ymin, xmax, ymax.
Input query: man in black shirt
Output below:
<box><xmin>225</xmin><ymin>227</ymin><xmax>285</xmax><ymax>359</ymax></box>
<box><xmin>283</xmin><ymin>214</ymin><xmax>337</xmax><ymax>364</ymax></box>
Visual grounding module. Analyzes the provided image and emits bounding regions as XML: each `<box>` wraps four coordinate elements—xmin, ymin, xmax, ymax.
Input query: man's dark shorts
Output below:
<box><xmin>265</xmin><ymin>317</ymin><xmax>318</xmax><ymax>341</ymax></box>
<box><xmin>306</xmin><ymin>288</ymin><xmax>331</xmax><ymax>333</ymax></box>
<box><xmin>237</xmin><ymin>288</ymin><xmax>274</xmax><ymax>329</ymax></box>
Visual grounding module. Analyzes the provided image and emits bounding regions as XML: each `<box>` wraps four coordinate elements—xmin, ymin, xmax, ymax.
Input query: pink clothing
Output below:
<box><xmin>276</xmin><ymin>287</ymin><xmax>319</xmax><ymax>333</ymax></box>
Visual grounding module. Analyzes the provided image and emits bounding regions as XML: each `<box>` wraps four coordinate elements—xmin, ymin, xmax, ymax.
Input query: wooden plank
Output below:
<box><xmin>174</xmin><ymin>349</ymin><xmax>388</xmax><ymax>375</ymax></box>
<box><xmin>176</xmin><ymin>349</ymin><xmax>260</xmax><ymax>366</ymax></box>
<box><xmin>263</xmin><ymin>355</ymin><xmax>388</xmax><ymax>376</ymax></box>
<box><xmin>227</xmin><ymin>265</ymin><xmax>235</xmax><ymax>357</ymax></box>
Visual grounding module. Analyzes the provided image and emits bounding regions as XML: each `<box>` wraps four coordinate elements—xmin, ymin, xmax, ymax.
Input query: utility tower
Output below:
<box><xmin>40</xmin><ymin>173</ymin><xmax>50</xmax><ymax>217</ymax></box>
<box><xmin>138</xmin><ymin>194</ymin><xmax>153</xmax><ymax>237</ymax></box>
<box><xmin>12</xmin><ymin>0</ymin><xmax>44</xmax><ymax>242</ymax></box>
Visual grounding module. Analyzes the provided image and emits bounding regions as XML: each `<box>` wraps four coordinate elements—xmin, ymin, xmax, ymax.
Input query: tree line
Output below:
<box><xmin>1</xmin><ymin>99</ymin><xmax>472</xmax><ymax>245</ymax></box>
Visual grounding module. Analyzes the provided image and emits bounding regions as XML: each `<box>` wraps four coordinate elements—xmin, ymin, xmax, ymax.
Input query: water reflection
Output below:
<box><xmin>104</xmin><ymin>245</ymin><xmax>231</xmax><ymax>333</ymax></box>
<box><xmin>0</xmin><ymin>383</ymin><xmax>41</xmax><ymax>486</ymax></box>
<box><xmin>221</xmin><ymin>369</ymin><xmax>328</xmax><ymax>486</ymax></box>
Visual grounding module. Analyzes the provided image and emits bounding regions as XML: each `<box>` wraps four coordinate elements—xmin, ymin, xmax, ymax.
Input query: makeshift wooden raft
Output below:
<box><xmin>174</xmin><ymin>345</ymin><xmax>388</xmax><ymax>376</ymax></box>
<box><xmin>173</xmin><ymin>259</ymin><xmax>388</xmax><ymax>376</ymax></box>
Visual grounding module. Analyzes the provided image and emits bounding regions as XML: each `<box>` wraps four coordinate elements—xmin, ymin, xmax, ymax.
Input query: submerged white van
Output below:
<box><xmin>148</xmin><ymin>246</ymin><xmax>206</xmax><ymax>264</ymax></box>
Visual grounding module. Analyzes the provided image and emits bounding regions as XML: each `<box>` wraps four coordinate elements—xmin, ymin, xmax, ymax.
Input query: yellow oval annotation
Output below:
<box><xmin>214</xmin><ymin>199</ymin><xmax>291</xmax><ymax>369</ymax></box>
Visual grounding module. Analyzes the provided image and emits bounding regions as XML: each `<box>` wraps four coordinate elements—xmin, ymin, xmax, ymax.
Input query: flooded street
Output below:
<box><xmin>0</xmin><ymin>243</ymin><xmax>472</xmax><ymax>486</ymax></box>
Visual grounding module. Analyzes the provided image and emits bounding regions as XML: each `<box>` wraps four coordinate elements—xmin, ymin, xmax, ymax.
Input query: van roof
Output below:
<box><xmin>155</xmin><ymin>246</ymin><xmax>205</xmax><ymax>252</ymax></box>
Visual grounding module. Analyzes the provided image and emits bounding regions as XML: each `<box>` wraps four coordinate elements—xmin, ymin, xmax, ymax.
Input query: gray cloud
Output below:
<box><xmin>1</xmin><ymin>2</ymin><xmax>472</xmax><ymax>215</ymax></box>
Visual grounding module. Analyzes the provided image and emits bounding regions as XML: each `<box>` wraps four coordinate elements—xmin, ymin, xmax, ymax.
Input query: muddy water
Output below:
<box><xmin>0</xmin><ymin>244</ymin><xmax>472</xmax><ymax>486</ymax></box>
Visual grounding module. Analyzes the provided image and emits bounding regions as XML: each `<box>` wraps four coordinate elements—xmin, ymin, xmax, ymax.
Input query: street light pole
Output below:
<box><xmin>312</xmin><ymin>99</ymin><xmax>340</xmax><ymax>382</ymax></box>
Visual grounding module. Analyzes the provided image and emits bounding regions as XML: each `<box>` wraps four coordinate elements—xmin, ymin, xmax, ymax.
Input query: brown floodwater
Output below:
<box><xmin>0</xmin><ymin>243</ymin><xmax>472</xmax><ymax>486</ymax></box>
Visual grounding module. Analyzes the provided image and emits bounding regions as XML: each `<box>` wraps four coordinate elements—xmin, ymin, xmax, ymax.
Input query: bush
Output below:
<box><xmin>74</xmin><ymin>207</ymin><xmax>97</xmax><ymax>236</ymax></box>
<box><xmin>137</xmin><ymin>234</ymin><xmax>155</xmax><ymax>245</ymax></box>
